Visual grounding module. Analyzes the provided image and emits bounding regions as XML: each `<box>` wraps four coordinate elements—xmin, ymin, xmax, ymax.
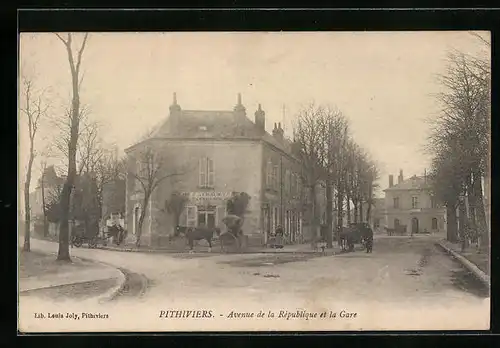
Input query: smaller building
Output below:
<box><xmin>383</xmin><ymin>170</ymin><xmax>445</xmax><ymax>235</ymax></box>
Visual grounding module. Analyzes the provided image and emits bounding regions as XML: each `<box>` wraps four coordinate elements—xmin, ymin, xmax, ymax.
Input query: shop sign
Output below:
<box><xmin>181</xmin><ymin>191</ymin><xmax>233</xmax><ymax>201</ymax></box>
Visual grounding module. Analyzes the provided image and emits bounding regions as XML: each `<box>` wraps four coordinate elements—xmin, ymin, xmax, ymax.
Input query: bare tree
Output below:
<box><xmin>54</xmin><ymin>32</ymin><xmax>89</xmax><ymax>261</ymax></box>
<box><xmin>292</xmin><ymin>103</ymin><xmax>328</xmax><ymax>245</ymax></box>
<box><xmin>130</xmin><ymin>147</ymin><xmax>189</xmax><ymax>247</ymax></box>
<box><xmin>427</xmin><ymin>48</ymin><xmax>490</xmax><ymax>250</ymax></box>
<box><xmin>20</xmin><ymin>73</ymin><xmax>49</xmax><ymax>252</ymax></box>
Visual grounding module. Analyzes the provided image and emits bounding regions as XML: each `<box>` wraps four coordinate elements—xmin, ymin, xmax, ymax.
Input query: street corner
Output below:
<box><xmin>19</xmin><ymin>249</ymin><xmax>126</xmax><ymax>304</ymax></box>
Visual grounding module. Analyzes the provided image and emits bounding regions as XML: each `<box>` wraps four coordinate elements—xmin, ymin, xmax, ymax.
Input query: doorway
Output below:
<box><xmin>411</xmin><ymin>217</ymin><xmax>419</xmax><ymax>234</ymax></box>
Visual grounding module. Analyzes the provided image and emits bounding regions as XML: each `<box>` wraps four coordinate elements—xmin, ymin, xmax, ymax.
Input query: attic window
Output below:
<box><xmin>199</xmin><ymin>126</ymin><xmax>207</xmax><ymax>131</ymax></box>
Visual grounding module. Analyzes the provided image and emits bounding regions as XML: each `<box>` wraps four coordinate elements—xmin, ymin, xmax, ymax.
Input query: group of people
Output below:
<box><xmin>268</xmin><ymin>225</ymin><xmax>285</xmax><ymax>249</ymax></box>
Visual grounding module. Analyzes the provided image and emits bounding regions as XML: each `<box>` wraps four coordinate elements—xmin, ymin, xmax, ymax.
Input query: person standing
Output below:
<box><xmin>275</xmin><ymin>225</ymin><xmax>284</xmax><ymax>249</ymax></box>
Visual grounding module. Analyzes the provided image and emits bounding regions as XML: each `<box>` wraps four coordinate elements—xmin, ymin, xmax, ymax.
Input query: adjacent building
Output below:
<box><xmin>383</xmin><ymin>170</ymin><xmax>445</xmax><ymax>234</ymax></box>
<box><xmin>125</xmin><ymin>93</ymin><xmax>307</xmax><ymax>247</ymax></box>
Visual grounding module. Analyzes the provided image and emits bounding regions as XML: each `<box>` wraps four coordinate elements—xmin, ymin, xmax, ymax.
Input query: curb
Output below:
<box><xmin>71</xmin><ymin>255</ymin><xmax>128</xmax><ymax>304</ymax></box>
<box><xmin>95</xmin><ymin>268</ymin><xmax>127</xmax><ymax>303</ymax></box>
<box><xmin>98</xmin><ymin>245</ymin><xmax>337</xmax><ymax>256</ymax></box>
<box><xmin>436</xmin><ymin>241</ymin><xmax>490</xmax><ymax>288</ymax></box>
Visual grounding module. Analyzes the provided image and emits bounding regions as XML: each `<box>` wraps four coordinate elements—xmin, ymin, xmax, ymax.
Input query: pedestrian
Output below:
<box><xmin>275</xmin><ymin>225</ymin><xmax>284</xmax><ymax>249</ymax></box>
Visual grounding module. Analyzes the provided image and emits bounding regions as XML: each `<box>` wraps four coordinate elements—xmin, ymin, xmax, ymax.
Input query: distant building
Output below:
<box><xmin>371</xmin><ymin>198</ymin><xmax>386</xmax><ymax>233</ymax></box>
<box><xmin>383</xmin><ymin>170</ymin><xmax>445</xmax><ymax>234</ymax></box>
<box><xmin>125</xmin><ymin>93</ymin><xmax>307</xmax><ymax>247</ymax></box>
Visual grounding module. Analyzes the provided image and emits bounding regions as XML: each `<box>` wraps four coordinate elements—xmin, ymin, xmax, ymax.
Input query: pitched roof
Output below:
<box><xmin>133</xmin><ymin>108</ymin><xmax>294</xmax><ymax>155</ymax></box>
<box><xmin>384</xmin><ymin>175</ymin><xmax>432</xmax><ymax>191</ymax></box>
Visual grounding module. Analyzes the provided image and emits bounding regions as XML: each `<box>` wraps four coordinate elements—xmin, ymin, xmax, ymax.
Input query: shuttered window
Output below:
<box><xmin>199</xmin><ymin>157</ymin><xmax>215</xmax><ymax>188</ymax></box>
<box><xmin>186</xmin><ymin>206</ymin><xmax>198</xmax><ymax>227</ymax></box>
<box><xmin>199</xmin><ymin>158</ymin><xmax>206</xmax><ymax>187</ymax></box>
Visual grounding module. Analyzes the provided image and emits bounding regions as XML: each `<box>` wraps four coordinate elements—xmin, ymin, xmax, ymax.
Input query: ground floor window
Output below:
<box><xmin>197</xmin><ymin>205</ymin><xmax>216</xmax><ymax>228</ymax></box>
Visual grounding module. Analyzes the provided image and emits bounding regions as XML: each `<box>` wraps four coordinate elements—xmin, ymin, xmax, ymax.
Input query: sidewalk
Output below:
<box><xmin>437</xmin><ymin>239</ymin><xmax>490</xmax><ymax>287</ymax></box>
<box><xmin>18</xmin><ymin>248</ymin><xmax>126</xmax><ymax>303</ymax></box>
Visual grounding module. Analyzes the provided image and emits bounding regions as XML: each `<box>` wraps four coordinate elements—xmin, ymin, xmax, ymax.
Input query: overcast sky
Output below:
<box><xmin>19</xmin><ymin>31</ymin><xmax>489</xmax><ymax>198</ymax></box>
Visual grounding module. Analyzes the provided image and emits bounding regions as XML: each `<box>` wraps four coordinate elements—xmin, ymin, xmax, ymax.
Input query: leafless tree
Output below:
<box><xmin>292</xmin><ymin>103</ymin><xmax>328</xmax><ymax>245</ymax></box>
<box><xmin>20</xmin><ymin>73</ymin><xmax>49</xmax><ymax>252</ymax></box>
<box><xmin>54</xmin><ymin>32</ymin><xmax>89</xmax><ymax>261</ymax></box>
<box><xmin>130</xmin><ymin>147</ymin><xmax>189</xmax><ymax>247</ymax></box>
<box><xmin>427</xmin><ymin>47</ymin><xmax>490</xmax><ymax>250</ymax></box>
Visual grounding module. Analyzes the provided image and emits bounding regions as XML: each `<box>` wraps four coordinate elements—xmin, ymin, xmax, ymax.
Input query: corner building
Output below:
<box><xmin>125</xmin><ymin>94</ymin><xmax>305</xmax><ymax>247</ymax></box>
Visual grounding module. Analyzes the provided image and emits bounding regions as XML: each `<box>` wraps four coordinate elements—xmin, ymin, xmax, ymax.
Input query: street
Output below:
<box><xmin>19</xmin><ymin>235</ymin><xmax>489</xmax><ymax>331</ymax></box>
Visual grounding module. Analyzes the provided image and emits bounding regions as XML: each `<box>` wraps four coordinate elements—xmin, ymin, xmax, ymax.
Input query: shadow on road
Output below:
<box><xmin>220</xmin><ymin>253</ymin><xmax>324</xmax><ymax>267</ymax></box>
<box><xmin>450</xmin><ymin>267</ymin><xmax>490</xmax><ymax>299</ymax></box>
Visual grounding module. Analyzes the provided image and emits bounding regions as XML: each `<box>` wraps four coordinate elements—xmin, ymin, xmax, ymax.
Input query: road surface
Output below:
<box><xmin>19</xmin><ymin>235</ymin><xmax>490</xmax><ymax>331</ymax></box>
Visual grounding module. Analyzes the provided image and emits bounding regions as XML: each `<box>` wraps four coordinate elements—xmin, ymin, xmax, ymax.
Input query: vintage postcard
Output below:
<box><xmin>18</xmin><ymin>31</ymin><xmax>490</xmax><ymax>332</ymax></box>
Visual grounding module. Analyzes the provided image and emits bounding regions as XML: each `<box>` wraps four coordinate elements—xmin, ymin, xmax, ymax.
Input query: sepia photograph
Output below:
<box><xmin>18</xmin><ymin>31</ymin><xmax>490</xmax><ymax>332</ymax></box>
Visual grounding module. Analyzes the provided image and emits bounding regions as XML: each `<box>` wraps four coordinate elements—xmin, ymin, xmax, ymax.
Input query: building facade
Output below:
<box><xmin>383</xmin><ymin>170</ymin><xmax>445</xmax><ymax>234</ymax></box>
<box><xmin>124</xmin><ymin>94</ymin><xmax>306</xmax><ymax>247</ymax></box>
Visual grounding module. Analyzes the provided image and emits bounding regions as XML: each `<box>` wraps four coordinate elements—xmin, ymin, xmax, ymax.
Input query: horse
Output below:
<box><xmin>171</xmin><ymin>225</ymin><xmax>221</xmax><ymax>253</ymax></box>
<box><xmin>338</xmin><ymin>227</ymin><xmax>355</xmax><ymax>252</ymax></box>
<box><xmin>359</xmin><ymin>224</ymin><xmax>374</xmax><ymax>253</ymax></box>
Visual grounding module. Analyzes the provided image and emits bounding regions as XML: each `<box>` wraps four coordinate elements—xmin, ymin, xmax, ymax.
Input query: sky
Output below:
<box><xmin>18</xmin><ymin>31</ymin><xmax>490</xmax><ymax>200</ymax></box>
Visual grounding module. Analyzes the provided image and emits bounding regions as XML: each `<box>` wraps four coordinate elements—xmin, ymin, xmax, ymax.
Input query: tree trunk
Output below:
<box><xmin>366</xmin><ymin>184</ymin><xmax>373</xmax><ymax>224</ymax></box>
<box><xmin>458</xmin><ymin>198</ymin><xmax>467</xmax><ymax>251</ymax></box>
<box><xmin>473</xmin><ymin>172</ymin><xmax>489</xmax><ymax>251</ymax></box>
<box><xmin>136</xmin><ymin>194</ymin><xmax>150</xmax><ymax>247</ymax></box>
<box><xmin>325</xmin><ymin>178</ymin><xmax>333</xmax><ymax>248</ymax></box>
<box><xmin>353</xmin><ymin>198</ymin><xmax>358</xmax><ymax>223</ymax></box>
<box><xmin>57</xmin><ymin>33</ymin><xmax>89</xmax><ymax>261</ymax></box>
<box><xmin>57</xmin><ymin>182</ymin><xmax>72</xmax><ymax>261</ymax></box>
<box><xmin>346</xmin><ymin>194</ymin><xmax>351</xmax><ymax>224</ymax></box>
<box><xmin>359</xmin><ymin>200</ymin><xmax>364</xmax><ymax>223</ymax></box>
<box><xmin>309</xmin><ymin>183</ymin><xmax>318</xmax><ymax>245</ymax></box>
<box><xmin>446</xmin><ymin>204</ymin><xmax>458</xmax><ymax>242</ymax></box>
<box><xmin>136</xmin><ymin>209</ymin><xmax>147</xmax><ymax>248</ymax></box>
<box><xmin>23</xmin><ymin>147</ymin><xmax>35</xmax><ymax>252</ymax></box>
<box><xmin>466</xmin><ymin>174</ymin><xmax>478</xmax><ymax>246</ymax></box>
<box><xmin>336</xmin><ymin>185</ymin><xmax>343</xmax><ymax>243</ymax></box>
<box><xmin>41</xmin><ymin>178</ymin><xmax>48</xmax><ymax>237</ymax></box>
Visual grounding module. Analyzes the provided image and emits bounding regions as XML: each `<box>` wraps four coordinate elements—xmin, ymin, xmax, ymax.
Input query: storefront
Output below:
<box><xmin>180</xmin><ymin>191</ymin><xmax>231</xmax><ymax>229</ymax></box>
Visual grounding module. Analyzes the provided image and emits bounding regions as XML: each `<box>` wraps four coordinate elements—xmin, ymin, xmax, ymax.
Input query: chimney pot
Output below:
<box><xmin>389</xmin><ymin>175</ymin><xmax>394</xmax><ymax>187</ymax></box>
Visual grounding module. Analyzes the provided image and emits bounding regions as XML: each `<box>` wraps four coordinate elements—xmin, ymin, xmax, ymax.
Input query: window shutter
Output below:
<box><xmin>208</xmin><ymin>158</ymin><xmax>215</xmax><ymax>187</ymax></box>
<box><xmin>199</xmin><ymin>157</ymin><xmax>206</xmax><ymax>187</ymax></box>
<box><xmin>186</xmin><ymin>206</ymin><xmax>198</xmax><ymax>227</ymax></box>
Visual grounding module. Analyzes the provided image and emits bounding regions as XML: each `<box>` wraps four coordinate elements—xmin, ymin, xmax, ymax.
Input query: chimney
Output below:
<box><xmin>169</xmin><ymin>92</ymin><xmax>181</xmax><ymax>114</ymax></box>
<box><xmin>398</xmin><ymin>169</ymin><xmax>403</xmax><ymax>184</ymax></box>
<box><xmin>254</xmin><ymin>103</ymin><xmax>265</xmax><ymax>132</ymax></box>
<box><xmin>389</xmin><ymin>175</ymin><xmax>394</xmax><ymax>187</ymax></box>
<box><xmin>233</xmin><ymin>92</ymin><xmax>246</xmax><ymax>117</ymax></box>
<box><xmin>273</xmin><ymin>122</ymin><xmax>284</xmax><ymax>142</ymax></box>
<box><xmin>169</xmin><ymin>92</ymin><xmax>182</xmax><ymax>131</ymax></box>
